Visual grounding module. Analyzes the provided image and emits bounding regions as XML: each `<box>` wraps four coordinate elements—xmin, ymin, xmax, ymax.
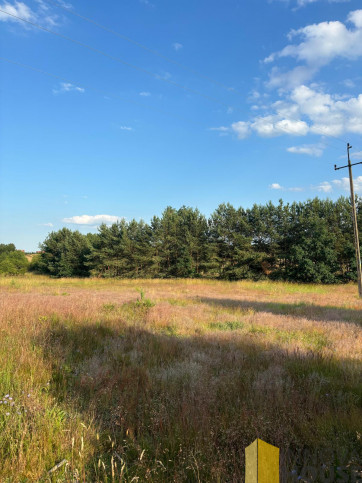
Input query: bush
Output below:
<box><xmin>0</xmin><ymin>251</ymin><xmax>29</xmax><ymax>275</ymax></box>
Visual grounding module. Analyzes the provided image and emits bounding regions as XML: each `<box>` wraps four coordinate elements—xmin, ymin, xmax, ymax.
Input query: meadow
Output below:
<box><xmin>0</xmin><ymin>275</ymin><xmax>361</xmax><ymax>481</ymax></box>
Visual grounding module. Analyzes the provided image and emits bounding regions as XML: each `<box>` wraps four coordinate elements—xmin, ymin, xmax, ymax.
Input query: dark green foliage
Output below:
<box><xmin>87</xmin><ymin>219</ymin><xmax>157</xmax><ymax>278</ymax></box>
<box><xmin>209</xmin><ymin>203</ymin><xmax>269</xmax><ymax>280</ymax></box>
<box><xmin>0</xmin><ymin>243</ymin><xmax>16</xmax><ymax>255</ymax></box>
<box><xmin>152</xmin><ymin>206</ymin><xmax>210</xmax><ymax>278</ymax></box>
<box><xmin>0</xmin><ymin>249</ymin><xmax>28</xmax><ymax>275</ymax></box>
<box><xmin>32</xmin><ymin>196</ymin><xmax>362</xmax><ymax>283</ymax></box>
<box><xmin>35</xmin><ymin>228</ymin><xmax>91</xmax><ymax>277</ymax></box>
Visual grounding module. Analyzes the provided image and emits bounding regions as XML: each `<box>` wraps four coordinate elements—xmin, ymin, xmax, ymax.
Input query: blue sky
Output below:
<box><xmin>1</xmin><ymin>0</ymin><xmax>362</xmax><ymax>251</ymax></box>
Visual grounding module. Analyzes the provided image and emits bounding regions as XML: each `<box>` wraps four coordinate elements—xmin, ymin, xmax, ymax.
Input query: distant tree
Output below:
<box><xmin>88</xmin><ymin>220</ymin><xmax>157</xmax><ymax>278</ymax></box>
<box><xmin>37</xmin><ymin>228</ymin><xmax>91</xmax><ymax>277</ymax></box>
<box><xmin>152</xmin><ymin>206</ymin><xmax>209</xmax><ymax>278</ymax></box>
<box><xmin>281</xmin><ymin>200</ymin><xmax>339</xmax><ymax>283</ymax></box>
<box><xmin>31</xmin><ymin>197</ymin><xmax>362</xmax><ymax>282</ymax></box>
<box><xmin>151</xmin><ymin>207</ymin><xmax>180</xmax><ymax>277</ymax></box>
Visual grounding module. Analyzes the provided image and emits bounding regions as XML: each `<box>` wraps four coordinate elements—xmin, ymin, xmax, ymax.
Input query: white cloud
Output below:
<box><xmin>348</xmin><ymin>9</ymin><xmax>362</xmax><ymax>29</ymax></box>
<box><xmin>351</xmin><ymin>151</ymin><xmax>362</xmax><ymax>159</ymax></box>
<box><xmin>38</xmin><ymin>222</ymin><xmax>53</xmax><ymax>227</ymax></box>
<box><xmin>119</xmin><ymin>125</ymin><xmax>133</xmax><ymax>131</ymax></box>
<box><xmin>269</xmin><ymin>182</ymin><xmax>303</xmax><ymax>191</ymax></box>
<box><xmin>333</xmin><ymin>176</ymin><xmax>362</xmax><ymax>192</ymax></box>
<box><xmin>315</xmin><ymin>181</ymin><xmax>333</xmax><ymax>192</ymax></box>
<box><xmin>62</xmin><ymin>215</ymin><xmax>122</xmax><ymax>225</ymax></box>
<box><xmin>291</xmin><ymin>85</ymin><xmax>362</xmax><ymax>136</ymax></box>
<box><xmin>265</xmin><ymin>10</ymin><xmax>362</xmax><ymax>88</ymax></box>
<box><xmin>0</xmin><ymin>1</ymin><xmax>34</xmax><ymax>23</ymax></box>
<box><xmin>231</xmin><ymin>116</ymin><xmax>308</xmax><ymax>138</ymax></box>
<box><xmin>212</xmin><ymin>116</ymin><xmax>309</xmax><ymax>140</ymax></box>
<box><xmin>214</xmin><ymin>84</ymin><xmax>362</xmax><ymax>141</ymax></box>
<box><xmin>53</xmin><ymin>82</ymin><xmax>85</xmax><ymax>94</ymax></box>
<box><xmin>0</xmin><ymin>0</ymin><xmax>62</xmax><ymax>28</ymax></box>
<box><xmin>270</xmin><ymin>183</ymin><xmax>283</xmax><ymax>190</ymax></box>
<box><xmin>231</xmin><ymin>121</ymin><xmax>251</xmax><ymax>139</ymax></box>
<box><xmin>139</xmin><ymin>91</ymin><xmax>151</xmax><ymax>97</ymax></box>
<box><xmin>287</xmin><ymin>143</ymin><xmax>324</xmax><ymax>156</ymax></box>
<box><xmin>172</xmin><ymin>42</ymin><xmax>183</xmax><ymax>51</ymax></box>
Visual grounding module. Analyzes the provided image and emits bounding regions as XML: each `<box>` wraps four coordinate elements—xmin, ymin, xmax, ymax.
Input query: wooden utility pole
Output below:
<box><xmin>335</xmin><ymin>143</ymin><xmax>362</xmax><ymax>298</ymax></box>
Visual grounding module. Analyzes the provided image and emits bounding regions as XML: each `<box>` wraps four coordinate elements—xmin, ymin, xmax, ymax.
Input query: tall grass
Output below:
<box><xmin>0</xmin><ymin>276</ymin><xmax>361</xmax><ymax>481</ymax></box>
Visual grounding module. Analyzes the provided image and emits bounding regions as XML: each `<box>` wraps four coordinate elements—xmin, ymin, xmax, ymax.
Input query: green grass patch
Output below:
<box><xmin>208</xmin><ymin>320</ymin><xmax>244</xmax><ymax>331</ymax></box>
<box><xmin>168</xmin><ymin>298</ymin><xmax>189</xmax><ymax>307</ymax></box>
<box><xmin>248</xmin><ymin>325</ymin><xmax>273</xmax><ymax>335</ymax></box>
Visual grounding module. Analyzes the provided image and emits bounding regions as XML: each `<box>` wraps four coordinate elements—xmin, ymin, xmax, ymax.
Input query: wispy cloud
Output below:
<box><xmin>172</xmin><ymin>42</ymin><xmax>183</xmax><ymax>51</ymax></box>
<box><xmin>315</xmin><ymin>181</ymin><xmax>333</xmax><ymax>192</ymax></box>
<box><xmin>209</xmin><ymin>126</ymin><xmax>229</xmax><ymax>132</ymax></box>
<box><xmin>156</xmin><ymin>71</ymin><xmax>172</xmax><ymax>81</ymax></box>
<box><xmin>62</xmin><ymin>215</ymin><xmax>122</xmax><ymax>225</ymax></box>
<box><xmin>303</xmin><ymin>176</ymin><xmax>362</xmax><ymax>195</ymax></box>
<box><xmin>119</xmin><ymin>125</ymin><xmax>133</xmax><ymax>131</ymax></box>
<box><xmin>0</xmin><ymin>0</ymin><xmax>67</xmax><ymax>28</ymax></box>
<box><xmin>0</xmin><ymin>1</ymin><xmax>34</xmax><ymax>23</ymax></box>
<box><xmin>38</xmin><ymin>222</ymin><xmax>53</xmax><ymax>227</ymax></box>
<box><xmin>332</xmin><ymin>176</ymin><xmax>362</xmax><ymax>192</ymax></box>
<box><xmin>269</xmin><ymin>182</ymin><xmax>303</xmax><ymax>191</ymax></box>
<box><xmin>351</xmin><ymin>151</ymin><xmax>362</xmax><ymax>159</ymax></box>
<box><xmin>287</xmin><ymin>143</ymin><xmax>324</xmax><ymax>157</ymax></box>
<box><xmin>270</xmin><ymin>176</ymin><xmax>362</xmax><ymax>194</ymax></box>
<box><xmin>53</xmin><ymin>82</ymin><xmax>85</xmax><ymax>94</ymax></box>
<box><xmin>139</xmin><ymin>0</ymin><xmax>155</xmax><ymax>7</ymax></box>
<box><xmin>139</xmin><ymin>91</ymin><xmax>151</xmax><ymax>97</ymax></box>
<box><xmin>271</xmin><ymin>0</ymin><xmax>351</xmax><ymax>9</ymax></box>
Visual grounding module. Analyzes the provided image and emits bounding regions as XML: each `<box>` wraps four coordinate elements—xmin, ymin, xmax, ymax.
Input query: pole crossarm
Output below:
<box><xmin>335</xmin><ymin>161</ymin><xmax>362</xmax><ymax>170</ymax></box>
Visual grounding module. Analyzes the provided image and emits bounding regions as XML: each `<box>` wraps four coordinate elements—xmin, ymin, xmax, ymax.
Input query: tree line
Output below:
<box><xmin>26</xmin><ymin>197</ymin><xmax>362</xmax><ymax>284</ymax></box>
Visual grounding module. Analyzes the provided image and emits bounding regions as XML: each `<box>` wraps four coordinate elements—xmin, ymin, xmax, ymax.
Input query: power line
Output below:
<box><xmin>0</xmin><ymin>57</ymin><xmax>208</xmax><ymax>126</ymax></box>
<box><xmin>44</xmin><ymin>0</ymin><xmax>241</xmax><ymax>96</ymax></box>
<box><xmin>2</xmin><ymin>8</ymin><xmax>352</xmax><ymax>150</ymax></box>
<box><xmin>2</xmin><ymin>54</ymin><xmax>353</xmax><ymax>156</ymax></box>
<box><xmin>42</xmin><ymin>0</ymin><xmax>352</xmax><ymax>150</ymax></box>
<box><xmin>311</xmin><ymin>127</ymin><xmax>347</xmax><ymax>145</ymax></box>
<box><xmin>0</xmin><ymin>9</ymin><xmax>237</xmax><ymax>113</ymax></box>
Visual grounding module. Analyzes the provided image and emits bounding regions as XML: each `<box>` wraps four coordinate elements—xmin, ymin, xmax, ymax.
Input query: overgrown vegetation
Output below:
<box><xmin>0</xmin><ymin>277</ymin><xmax>361</xmax><ymax>481</ymax></box>
<box><xmin>31</xmin><ymin>197</ymin><xmax>362</xmax><ymax>283</ymax></box>
<box><xmin>0</xmin><ymin>243</ymin><xmax>29</xmax><ymax>275</ymax></box>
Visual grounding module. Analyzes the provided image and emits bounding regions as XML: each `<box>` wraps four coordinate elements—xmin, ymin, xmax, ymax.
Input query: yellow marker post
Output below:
<box><xmin>245</xmin><ymin>438</ymin><xmax>279</xmax><ymax>483</ymax></box>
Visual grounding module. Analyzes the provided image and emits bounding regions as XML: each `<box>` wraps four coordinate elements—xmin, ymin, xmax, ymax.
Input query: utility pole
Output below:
<box><xmin>335</xmin><ymin>143</ymin><xmax>362</xmax><ymax>298</ymax></box>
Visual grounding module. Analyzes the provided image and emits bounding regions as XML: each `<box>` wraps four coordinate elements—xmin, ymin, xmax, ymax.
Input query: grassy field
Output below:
<box><xmin>0</xmin><ymin>275</ymin><xmax>361</xmax><ymax>482</ymax></box>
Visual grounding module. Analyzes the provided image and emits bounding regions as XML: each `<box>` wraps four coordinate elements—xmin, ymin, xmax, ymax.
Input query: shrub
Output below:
<box><xmin>0</xmin><ymin>251</ymin><xmax>29</xmax><ymax>275</ymax></box>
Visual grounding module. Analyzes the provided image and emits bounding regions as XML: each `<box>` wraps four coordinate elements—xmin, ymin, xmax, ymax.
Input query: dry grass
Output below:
<box><xmin>0</xmin><ymin>275</ymin><xmax>361</xmax><ymax>481</ymax></box>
